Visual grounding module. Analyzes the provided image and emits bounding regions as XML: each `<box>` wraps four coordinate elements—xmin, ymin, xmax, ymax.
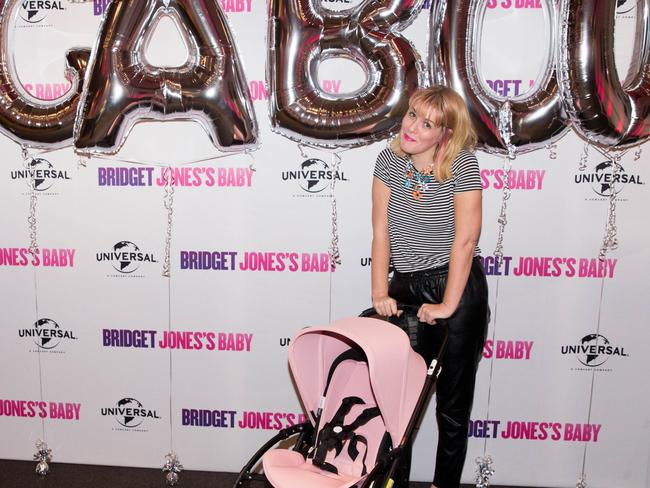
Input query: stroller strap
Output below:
<box><xmin>312</xmin><ymin>395</ymin><xmax>382</xmax><ymax>476</ymax></box>
<box><xmin>311</xmin><ymin>348</ymin><xmax>367</xmax><ymax>436</ymax></box>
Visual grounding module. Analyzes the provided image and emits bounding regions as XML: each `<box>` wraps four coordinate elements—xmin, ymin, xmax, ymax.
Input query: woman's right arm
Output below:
<box><xmin>371</xmin><ymin>177</ymin><xmax>398</xmax><ymax>316</ymax></box>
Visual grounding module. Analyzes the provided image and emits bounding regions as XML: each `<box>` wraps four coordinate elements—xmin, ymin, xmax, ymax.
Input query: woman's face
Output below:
<box><xmin>399</xmin><ymin>105</ymin><xmax>447</xmax><ymax>160</ymax></box>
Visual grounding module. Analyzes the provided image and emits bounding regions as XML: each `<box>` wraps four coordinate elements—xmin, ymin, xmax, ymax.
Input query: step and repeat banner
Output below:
<box><xmin>1</xmin><ymin>1</ymin><xmax>649</xmax><ymax>487</ymax></box>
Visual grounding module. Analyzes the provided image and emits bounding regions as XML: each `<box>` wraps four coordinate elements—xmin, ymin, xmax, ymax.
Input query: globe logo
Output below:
<box><xmin>116</xmin><ymin>398</ymin><xmax>145</xmax><ymax>428</ymax></box>
<box><xmin>591</xmin><ymin>161</ymin><xmax>625</xmax><ymax>197</ymax></box>
<box><xmin>616</xmin><ymin>0</ymin><xmax>636</xmax><ymax>14</ymax></box>
<box><xmin>19</xmin><ymin>6</ymin><xmax>47</xmax><ymax>23</ymax></box>
<box><xmin>299</xmin><ymin>159</ymin><xmax>331</xmax><ymax>193</ymax></box>
<box><xmin>577</xmin><ymin>334</ymin><xmax>610</xmax><ymax>367</ymax></box>
<box><xmin>26</xmin><ymin>158</ymin><xmax>55</xmax><ymax>192</ymax></box>
<box><xmin>33</xmin><ymin>318</ymin><xmax>61</xmax><ymax>349</ymax></box>
<box><xmin>112</xmin><ymin>241</ymin><xmax>141</xmax><ymax>274</ymax></box>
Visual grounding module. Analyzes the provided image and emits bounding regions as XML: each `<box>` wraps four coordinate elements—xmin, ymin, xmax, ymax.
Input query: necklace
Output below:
<box><xmin>403</xmin><ymin>159</ymin><xmax>436</xmax><ymax>201</ymax></box>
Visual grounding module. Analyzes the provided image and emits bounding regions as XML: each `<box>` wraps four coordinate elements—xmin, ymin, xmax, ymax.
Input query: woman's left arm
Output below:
<box><xmin>417</xmin><ymin>189</ymin><xmax>482</xmax><ymax>324</ymax></box>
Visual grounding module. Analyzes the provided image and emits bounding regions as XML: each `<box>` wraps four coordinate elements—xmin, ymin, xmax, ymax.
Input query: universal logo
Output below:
<box><xmin>574</xmin><ymin>160</ymin><xmax>644</xmax><ymax>199</ymax></box>
<box><xmin>360</xmin><ymin>257</ymin><xmax>395</xmax><ymax>274</ymax></box>
<box><xmin>561</xmin><ymin>334</ymin><xmax>629</xmax><ymax>371</ymax></box>
<box><xmin>96</xmin><ymin>241</ymin><xmax>158</xmax><ymax>277</ymax></box>
<box><xmin>101</xmin><ymin>398</ymin><xmax>161</xmax><ymax>431</ymax></box>
<box><xmin>10</xmin><ymin>158</ymin><xmax>71</xmax><ymax>194</ymax></box>
<box><xmin>18</xmin><ymin>318</ymin><xmax>78</xmax><ymax>353</ymax></box>
<box><xmin>18</xmin><ymin>0</ymin><xmax>65</xmax><ymax>24</ymax></box>
<box><xmin>282</xmin><ymin>158</ymin><xmax>348</xmax><ymax>197</ymax></box>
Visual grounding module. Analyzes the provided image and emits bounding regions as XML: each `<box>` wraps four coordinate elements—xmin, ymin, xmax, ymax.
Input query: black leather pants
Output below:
<box><xmin>388</xmin><ymin>257</ymin><xmax>489</xmax><ymax>488</ymax></box>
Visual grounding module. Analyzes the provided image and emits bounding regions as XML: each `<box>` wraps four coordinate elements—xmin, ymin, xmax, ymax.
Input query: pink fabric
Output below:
<box><xmin>263</xmin><ymin>450</ymin><xmax>360</xmax><ymax>488</ymax></box>
<box><xmin>262</xmin><ymin>318</ymin><xmax>427</xmax><ymax>488</ymax></box>
<box><xmin>288</xmin><ymin>317</ymin><xmax>427</xmax><ymax>445</ymax></box>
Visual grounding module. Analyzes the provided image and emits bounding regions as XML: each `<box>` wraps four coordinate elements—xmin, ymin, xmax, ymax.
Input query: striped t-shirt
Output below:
<box><xmin>373</xmin><ymin>148</ymin><xmax>482</xmax><ymax>272</ymax></box>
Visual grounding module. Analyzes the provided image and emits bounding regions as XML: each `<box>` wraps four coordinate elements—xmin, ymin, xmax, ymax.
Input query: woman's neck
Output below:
<box><xmin>411</xmin><ymin>145</ymin><xmax>438</xmax><ymax>172</ymax></box>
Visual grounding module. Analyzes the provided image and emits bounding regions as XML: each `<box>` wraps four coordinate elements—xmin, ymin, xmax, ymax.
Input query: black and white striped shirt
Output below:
<box><xmin>373</xmin><ymin>148</ymin><xmax>482</xmax><ymax>272</ymax></box>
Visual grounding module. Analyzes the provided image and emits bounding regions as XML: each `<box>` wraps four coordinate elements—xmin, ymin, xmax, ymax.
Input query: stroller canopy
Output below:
<box><xmin>288</xmin><ymin>316</ymin><xmax>427</xmax><ymax>444</ymax></box>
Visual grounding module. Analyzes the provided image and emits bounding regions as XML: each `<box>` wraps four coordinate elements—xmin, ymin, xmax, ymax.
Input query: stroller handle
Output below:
<box><xmin>358</xmin><ymin>302</ymin><xmax>421</xmax><ymax>320</ymax></box>
<box><xmin>359</xmin><ymin>303</ymin><xmax>448</xmax><ymax>364</ymax></box>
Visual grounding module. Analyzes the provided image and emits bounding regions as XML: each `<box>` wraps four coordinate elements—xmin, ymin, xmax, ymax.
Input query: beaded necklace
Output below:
<box><xmin>403</xmin><ymin>158</ymin><xmax>437</xmax><ymax>201</ymax></box>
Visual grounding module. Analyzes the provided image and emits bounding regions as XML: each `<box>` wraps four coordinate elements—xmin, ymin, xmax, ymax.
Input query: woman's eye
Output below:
<box><xmin>408</xmin><ymin>111</ymin><xmax>416</xmax><ymax>118</ymax></box>
<box><xmin>424</xmin><ymin>122</ymin><xmax>431</xmax><ymax>129</ymax></box>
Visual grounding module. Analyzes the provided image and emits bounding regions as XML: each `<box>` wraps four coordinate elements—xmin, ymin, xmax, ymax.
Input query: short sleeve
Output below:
<box><xmin>453</xmin><ymin>151</ymin><xmax>482</xmax><ymax>193</ymax></box>
<box><xmin>373</xmin><ymin>149</ymin><xmax>392</xmax><ymax>186</ymax></box>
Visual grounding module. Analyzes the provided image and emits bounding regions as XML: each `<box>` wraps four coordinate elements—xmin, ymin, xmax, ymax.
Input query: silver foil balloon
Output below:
<box><xmin>74</xmin><ymin>0</ymin><xmax>258</xmax><ymax>156</ymax></box>
<box><xmin>430</xmin><ymin>0</ymin><xmax>569</xmax><ymax>156</ymax></box>
<box><xmin>0</xmin><ymin>0</ymin><xmax>90</xmax><ymax>149</ymax></box>
<box><xmin>559</xmin><ymin>0</ymin><xmax>650</xmax><ymax>149</ymax></box>
<box><xmin>267</xmin><ymin>0</ymin><xmax>427</xmax><ymax>148</ymax></box>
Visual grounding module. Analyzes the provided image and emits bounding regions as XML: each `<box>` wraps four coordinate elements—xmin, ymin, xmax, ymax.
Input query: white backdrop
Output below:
<box><xmin>1</xmin><ymin>1</ymin><xmax>649</xmax><ymax>487</ymax></box>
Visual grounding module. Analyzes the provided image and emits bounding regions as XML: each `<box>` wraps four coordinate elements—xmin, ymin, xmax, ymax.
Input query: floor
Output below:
<box><xmin>0</xmin><ymin>459</ymin><xmax>528</xmax><ymax>488</ymax></box>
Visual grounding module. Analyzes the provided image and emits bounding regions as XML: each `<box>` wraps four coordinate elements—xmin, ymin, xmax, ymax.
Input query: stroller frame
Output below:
<box><xmin>234</xmin><ymin>308</ymin><xmax>448</xmax><ymax>488</ymax></box>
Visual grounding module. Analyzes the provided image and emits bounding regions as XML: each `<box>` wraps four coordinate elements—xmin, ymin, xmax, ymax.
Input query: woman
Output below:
<box><xmin>371</xmin><ymin>85</ymin><xmax>489</xmax><ymax>488</ymax></box>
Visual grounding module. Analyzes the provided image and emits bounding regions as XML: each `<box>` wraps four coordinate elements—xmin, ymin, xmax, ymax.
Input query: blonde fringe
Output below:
<box><xmin>389</xmin><ymin>86</ymin><xmax>477</xmax><ymax>182</ymax></box>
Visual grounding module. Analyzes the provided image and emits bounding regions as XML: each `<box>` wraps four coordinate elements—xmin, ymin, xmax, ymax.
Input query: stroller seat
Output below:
<box><xmin>263</xmin><ymin>355</ymin><xmax>387</xmax><ymax>488</ymax></box>
<box><xmin>263</xmin><ymin>450</ymin><xmax>358</xmax><ymax>488</ymax></box>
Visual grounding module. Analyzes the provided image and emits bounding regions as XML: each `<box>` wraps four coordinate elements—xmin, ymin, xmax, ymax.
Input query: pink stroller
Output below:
<box><xmin>234</xmin><ymin>309</ymin><xmax>448</xmax><ymax>488</ymax></box>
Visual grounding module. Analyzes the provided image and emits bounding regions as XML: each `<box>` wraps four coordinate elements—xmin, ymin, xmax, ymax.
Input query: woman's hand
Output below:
<box><xmin>372</xmin><ymin>295</ymin><xmax>399</xmax><ymax>317</ymax></box>
<box><xmin>417</xmin><ymin>303</ymin><xmax>454</xmax><ymax>325</ymax></box>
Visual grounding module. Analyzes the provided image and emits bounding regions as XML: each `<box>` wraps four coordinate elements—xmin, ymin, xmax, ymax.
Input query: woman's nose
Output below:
<box><xmin>405</xmin><ymin>118</ymin><xmax>418</xmax><ymax>134</ymax></box>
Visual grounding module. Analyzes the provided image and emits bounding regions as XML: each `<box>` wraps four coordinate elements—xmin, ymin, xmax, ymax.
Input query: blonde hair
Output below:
<box><xmin>390</xmin><ymin>85</ymin><xmax>477</xmax><ymax>181</ymax></box>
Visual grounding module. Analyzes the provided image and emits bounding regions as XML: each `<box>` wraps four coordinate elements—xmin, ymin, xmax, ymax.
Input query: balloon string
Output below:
<box><xmin>245</xmin><ymin>149</ymin><xmax>257</xmax><ymax>173</ymax></box>
<box><xmin>578</xmin><ymin>143</ymin><xmax>589</xmax><ymax>171</ymax></box>
<box><xmin>577</xmin><ymin>276</ymin><xmax>607</xmax><ymax>488</ymax></box>
<box><xmin>634</xmin><ymin>147</ymin><xmax>642</xmax><ymax>161</ymax></box>
<box><xmin>498</xmin><ymin>100</ymin><xmax>516</xmax><ymax>160</ymax></box>
<box><xmin>163</xmin><ymin>165</ymin><xmax>175</xmax><ymax>459</ymax></box>
<box><xmin>597</xmin><ymin>151</ymin><xmax>621</xmax><ymax>261</ymax></box>
<box><xmin>24</xmin><ymin>146</ymin><xmax>46</xmax><ymax>443</ymax></box>
<box><xmin>581</xmin><ymin>145</ymin><xmax>624</xmax><ymax>261</ymax></box>
<box><xmin>28</xmin><ymin>164</ymin><xmax>39</xmax><ymax>256</ymax></box>
<box><xmin>21</xmin><ymin>145</ymin><xmax>62</xmax><ymax>160</ymax></box>
<box><xmin>546</xmin><ymin>143</ymin><xmax>557</xmax><ymax>160</ymax></box>
<box><xmin>162</xmin><ymin>167</ymin><xmax>175</xmax><ymax>278</ymax></box>
<box><xmin>167</xmin><ymin>265</ymin><xmax>174</xmax><ymax>453</ymax></box>
<box><xmin>295</xmin><ymin>144</ymin><xmax>353</xmax><ymax>269</ymax></box>
<box><xmin>493</xmin><ymin>155</ymin><xmax>513</xmax><ymax>266</ymax></box>
<box><xmin>33</xmin><ymin>261</ymin><xmax>46</xmax><ymax>443</ymax></box>
<box><xmin>328</xmin><ymin>253</ymin><xmax>334</xmax><ymax>326</ymax></box>
<box><xmin>329</xmin><ymin>152</ymin><xmax>342</xmax><ymax>268</ymax></box>
<box><xmin>474</xmin><ymin>274</ymin><xmax>499</xmax><ymax>488</ymax></box>
<box><xmin>482</xmin><ymin>275</ymin><xmax>500</xmax><ymax>457</ymax></box>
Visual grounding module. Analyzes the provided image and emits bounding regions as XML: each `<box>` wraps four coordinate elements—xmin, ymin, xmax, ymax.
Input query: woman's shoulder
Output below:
<box><xmin>453</xmin><ymin>149</ymin><xmax>478</xmax><ymax>164</ymax></box>
<box><xmin>451</xmin><ymin>149</ymin><xmax>479</xmax><ymax>172</ymax></box>
<box><xmin>377</xmin><ymin>146</ymin><xmax>404</xmax><ymax>160</ymax></box>
<box><xmin>376</xmin><ymin>146</ymin><xmax>407</xmax><ymax>167</ymax></box>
